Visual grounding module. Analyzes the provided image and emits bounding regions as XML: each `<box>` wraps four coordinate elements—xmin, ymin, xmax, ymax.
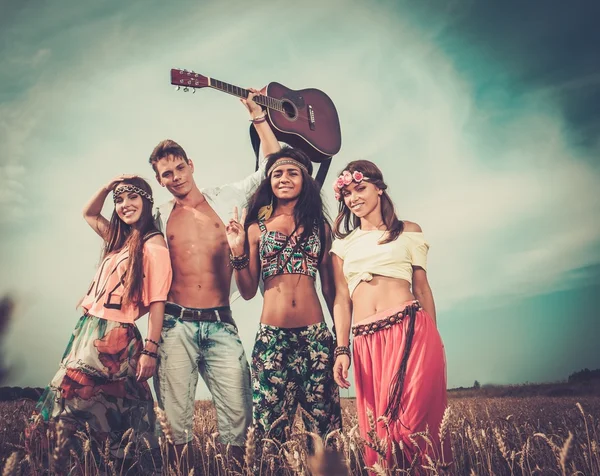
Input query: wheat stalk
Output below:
<box><xmin>559</xmin><ymin>432</ymin><xmax>573</xmax><ymax>476</ymax></box>
<box><xmin>2</xmin><ymin>452</ymin><xmax>19</xmax><ymax>476</ymax></box>
<box><xmin>155</xmin><ymin>407</ymin><xmax>175</xmax><ymax>446</ymax></box>
<box><xmin>244</xmin><ymin>426</ymin><xmax>256</xmax><ymax>475</ymax></box>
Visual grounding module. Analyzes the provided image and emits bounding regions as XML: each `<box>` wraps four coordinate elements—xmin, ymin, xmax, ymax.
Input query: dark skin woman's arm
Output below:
<box><xmin>318</xmin><ymin>223</ymin><xmax>336</xmax><ymax>319</ymax></box>
<box><xmin>226</xmin><ymin>207</ymin><xmax>262</xmax><ymax>300</ymax></box>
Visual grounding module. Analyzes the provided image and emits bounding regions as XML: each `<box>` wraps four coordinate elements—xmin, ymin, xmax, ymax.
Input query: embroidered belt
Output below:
<box><xmin>352</xmin><ymin>301</ymin><xmax>421</xmax><ymax>337</ymax></box>
<box><xmin>165</xmin><ymin>303</ymin><xmax>237</xmax><ymax>329</ymax></box>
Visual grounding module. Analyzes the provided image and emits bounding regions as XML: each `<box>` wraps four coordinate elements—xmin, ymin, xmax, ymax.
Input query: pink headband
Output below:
<box><xmin>332</xmin><ymin>170</ymin><xmax>369</xmax><ymax>201</ymax></box>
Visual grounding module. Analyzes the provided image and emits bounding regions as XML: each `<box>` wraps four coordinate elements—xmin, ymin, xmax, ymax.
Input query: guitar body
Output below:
<box><xmin>170</xmin><ymin>69</ymin><xmax>342</xmax><ymax>163</ymax></box>
<box><xmin>264</xmin><ymin>82</ymin><xmax>341</xmax><ymax>163</ymax></box>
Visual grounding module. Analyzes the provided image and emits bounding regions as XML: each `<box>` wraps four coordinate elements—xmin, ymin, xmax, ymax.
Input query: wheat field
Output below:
<box><xmin>1</xmin><ymin>395</ymin><xmax>599</xmax><ymax>475</ymax></box>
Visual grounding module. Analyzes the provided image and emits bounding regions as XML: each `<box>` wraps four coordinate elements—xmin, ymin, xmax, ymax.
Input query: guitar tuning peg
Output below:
<box><xmin>183</xmin><ymin>87</ymin><xmax>189</xmax><ymax>92</ymax></box>
<box><xmin>175</xmin><ymin>86</ymin><xmax>181</xmax><ymax>91</ymax></box>
<box><xmin>192</xmin><ymin>89</ymin><xmax>196</xmax><ymax>94</ymax></box>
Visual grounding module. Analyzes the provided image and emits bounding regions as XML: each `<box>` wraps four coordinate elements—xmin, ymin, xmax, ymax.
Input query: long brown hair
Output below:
<box><xmin>102</xmin><ymin>177</ymin><xmax>159</xmax><ymax>306</ymax></box>
<box><xmin>332</xmin><ymin>160</ymin><xmax>403</xmax><ymax>244</ymax></box>
<box><xmin>245</xmin><ymin>147</ymin><xmax>330</xmax><ymax>265</ymax></box>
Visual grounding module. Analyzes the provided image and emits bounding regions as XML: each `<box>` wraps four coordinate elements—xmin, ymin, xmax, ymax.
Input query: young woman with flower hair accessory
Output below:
<box><xmin>28</xmin><ymin>175</ymin><xmax>172</xmax><ymax>467</ymax></box>
<box><xmin>330</xmin><ymin>160</ymin><xmax>450</xmax><ymax>468</ymax></box>
<box><xmin>225</xmin><ymin>146</ymin><xmax>342</xmax><ymax>464</ymax></box>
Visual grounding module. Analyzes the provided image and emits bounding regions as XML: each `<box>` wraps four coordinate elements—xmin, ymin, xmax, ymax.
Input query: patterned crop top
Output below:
<box><xmin>258</xmin><ymin>219</ymin><xmax>321</xmax><ymax>281</ymax></box>
<box><xmin>330</xmin><ymin>228</ymin><xmax>429</xmax><ymax>297</ymax></box>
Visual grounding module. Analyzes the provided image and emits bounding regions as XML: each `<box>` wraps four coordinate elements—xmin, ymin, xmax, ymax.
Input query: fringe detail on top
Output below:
<box><xmin>384</xmin><ymin>302</ymin><xmax>419</xmax><ymax>423</ymax></box>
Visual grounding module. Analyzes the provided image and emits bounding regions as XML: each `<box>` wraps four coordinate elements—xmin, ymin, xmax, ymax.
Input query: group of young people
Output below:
<box><xmin>29</xmin><ymin>89</ymin><xmax>450</xmax><ymax>471</ymax></box>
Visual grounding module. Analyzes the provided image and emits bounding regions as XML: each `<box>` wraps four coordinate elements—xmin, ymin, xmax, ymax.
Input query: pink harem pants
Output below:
<box><xmin>352</xmin><ymin>301</ymin><xmax>451</xmax><ymax>469</ymax></box>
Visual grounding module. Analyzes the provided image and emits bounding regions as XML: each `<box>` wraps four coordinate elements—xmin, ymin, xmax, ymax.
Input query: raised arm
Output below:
<box><xmin>83</xmin><ymin>174</ymin><xmax>135</xmax><ymax>238</ymax></box>
<box><xmin>331</xmin><ymin>253</ymin><xmax>353</xmax><ymax>389</ymax></box>
<box><xmin>242</xmin><ymin>88</ymin><xmax>281</xmax><ymax>160</ymax></box>
<box><xmin>232</xmin><ymin>90</ymin><xmax>282</xmax><ymax>196</ymax></box>
<box><xmin>226</xmin><ymin>207</ymin><xmax>262</xmax><ymax>300</ymax></box>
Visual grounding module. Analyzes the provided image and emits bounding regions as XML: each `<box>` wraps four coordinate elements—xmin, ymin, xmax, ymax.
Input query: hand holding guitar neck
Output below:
<box><xmin>241</xmin><ymin>88</ymin><xmax>264</xmax><ymax>121</ymax></box>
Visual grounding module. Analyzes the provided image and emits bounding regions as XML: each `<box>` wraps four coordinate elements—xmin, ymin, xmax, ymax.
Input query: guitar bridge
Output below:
<box><xmin>307</xmin><ymin>105</ymin><xmax>316</xmax><ymax>131</ymax></box>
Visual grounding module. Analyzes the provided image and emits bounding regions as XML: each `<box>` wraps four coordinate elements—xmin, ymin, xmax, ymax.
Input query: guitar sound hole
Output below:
<box><xmin>281</xmin><ymin>99</ymin><xmax>298</xmax><ymax>121</ymax></box>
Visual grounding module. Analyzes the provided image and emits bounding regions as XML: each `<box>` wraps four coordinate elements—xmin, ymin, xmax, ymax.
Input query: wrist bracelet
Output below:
<box><xmin>144</xmin><ymin>338</ymin><xmax>160</xmax><ymax>347</ymax></box>
<box><xmin>141</xmin><ymin>349</ymin><xmax>158</xmax><ymax>359</ymax></box>
<box><xmin>250</xmin><ymin>112</ymin><xmax>266</xmax><ymax>122</ymax></box>
<box><xmin>230</xmin><ymin>253</ymin><xmax>250</xmax><ymax>270</ymax></box>
<box><xmin>251</xmin><ymin>116</ymin><xmax>267</xmax><ymax>125</ymax></box>
<box><xmin>334</xmin><ymin>345</ymin><xmax>351</xmax><ymax>360</ymax></box>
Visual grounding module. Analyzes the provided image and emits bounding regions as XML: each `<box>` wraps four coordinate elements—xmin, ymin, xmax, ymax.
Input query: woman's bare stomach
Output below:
<box><xmin>351</xmin><ymin>275</ymin><xmax>415</xmax><ymax>323</ymax></box>
<box><xmin>261</xmin><ymin>275</ymin><xmax>325</xmax><ymax>327</ymax></box>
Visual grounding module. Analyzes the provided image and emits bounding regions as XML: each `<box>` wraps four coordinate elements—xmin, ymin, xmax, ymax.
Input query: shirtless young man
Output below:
<box><xmin>148</xmin><ymin>91</ymin><xmax>280</xmax><ymax>461</ymax></box>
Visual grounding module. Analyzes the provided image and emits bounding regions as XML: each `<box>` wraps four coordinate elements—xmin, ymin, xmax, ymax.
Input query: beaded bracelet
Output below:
<box><xmin>141</xmin><ymin>349</ymin><xmax>158</xmax><ymax>359</ymax></box>
<box><xmin>230</xmin><ymin>253</ymin><xmax>250</xmax><ymax>270</ymax></box>
<box><xmin>334</xmin><ymin>345</ymin><xmax>351</xmax><ymax>360</ymax></box>
<box><xmin>145</xmin><ymin>338</ymin><xmax>160</xmax><ymax>347</ymax></box>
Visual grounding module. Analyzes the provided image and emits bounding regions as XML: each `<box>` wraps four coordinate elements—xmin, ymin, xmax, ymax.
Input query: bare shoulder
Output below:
<box><xmin>146</xmin><ymin>234</ymin><xmax>168</xmax><ymax>248</ymax></box>
<box><xmin>403</xmin><ymin>220</ymin><xmax>423</xmax><ymax>232</ymax></box>
<box><xmin>247</xmin><ymin>222</ymin><xmax>261</xmax><ymax>242</ymax></box>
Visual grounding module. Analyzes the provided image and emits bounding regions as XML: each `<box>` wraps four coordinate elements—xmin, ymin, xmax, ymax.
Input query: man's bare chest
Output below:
<box><xmin>166</xmin><ymin>205</ymin><xmax>228</xmax><ymax>250</ymax></box>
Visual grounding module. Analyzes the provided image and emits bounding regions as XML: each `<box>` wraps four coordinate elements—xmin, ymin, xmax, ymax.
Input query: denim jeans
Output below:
<box><xmin>154</xmin><ymin>306</ymin><xmax>252</xmax><ymax>445</ymax></box>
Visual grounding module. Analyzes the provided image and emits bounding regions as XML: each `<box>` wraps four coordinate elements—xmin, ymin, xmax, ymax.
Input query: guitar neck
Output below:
<box><xmin>208</xmin><ymin>78</ymin><xmax>283</xmax><ymax>112</ymax></box>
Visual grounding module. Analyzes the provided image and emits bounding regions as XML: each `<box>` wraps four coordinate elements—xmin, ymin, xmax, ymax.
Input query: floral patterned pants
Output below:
<box><xmin>251</xmin><ymin>321</ymin><xmax>342</xmax><ymax>443</ymax></box>
<box><xmin>29</xmin><ymin>315</ymin><xmax>156</xmax><ymax>458</ymax></box>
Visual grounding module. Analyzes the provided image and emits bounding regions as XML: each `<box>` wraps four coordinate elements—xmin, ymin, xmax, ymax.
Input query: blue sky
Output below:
<box><xmin>1</xmin><ymin>0</ymin><xmax>599</xmax><ymax>398</ymax></box>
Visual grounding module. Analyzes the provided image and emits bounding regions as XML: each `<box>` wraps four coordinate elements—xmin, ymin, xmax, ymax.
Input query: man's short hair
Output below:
<box><xmin>149</xmin><ymin>139</ymin><xmax>189</xmax><ymax>174</ymax></box>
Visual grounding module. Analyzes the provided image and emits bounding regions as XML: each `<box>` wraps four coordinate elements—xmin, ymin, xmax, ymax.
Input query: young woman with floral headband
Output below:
<box><xmin>225</xmin><ymin>147</ymin><xmax>342</xmax><ymax>465</ymax></box>
<box><xmin>330</xmin><ymin>161</ymin><xmax>450</xmax><ymax>469</ymax></box>
<box><xmin>28</xmin><ymin>175</ymin><xmax>172</xmax><ymax>467</ymax></box>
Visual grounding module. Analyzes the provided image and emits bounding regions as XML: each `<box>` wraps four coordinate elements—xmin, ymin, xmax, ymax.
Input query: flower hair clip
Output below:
<box><xmin>332</xmin><ymin>170</ymin><xmax>366</xmax><ymax>200</ymax></box>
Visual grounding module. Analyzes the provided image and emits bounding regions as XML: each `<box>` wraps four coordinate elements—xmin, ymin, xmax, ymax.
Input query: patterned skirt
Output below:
<box><xmin>30</xmin><ymin>314</ymin><xmax>156</xmax><ymax>457</ymax></box>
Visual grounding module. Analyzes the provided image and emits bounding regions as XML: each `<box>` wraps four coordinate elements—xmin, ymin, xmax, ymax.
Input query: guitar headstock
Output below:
<box><xmin>170</xmin><ymin>69</ymin><xmax>209</xmax><ymax>89</ymax></box>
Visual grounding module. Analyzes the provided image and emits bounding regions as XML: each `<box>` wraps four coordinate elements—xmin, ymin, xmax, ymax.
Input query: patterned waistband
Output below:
<box><xmin>352</xmin><ymin>301</ymin><xmax>422</xmax><ymax>337</ymax></box>
<box><xmin>258</xmin><ymin>320</ymin><xmax>328</xmax><ymax>333</ymax></box>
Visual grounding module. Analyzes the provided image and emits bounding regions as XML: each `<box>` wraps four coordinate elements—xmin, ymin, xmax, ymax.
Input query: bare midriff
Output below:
<box><xmin>351</xmin><ymin>275</ymin><xmax>414</xmax><ymax>323</ymax></box>
<box><xmin>261</xmin><ymin>274</ymin><xmax>325</xmax><ymax>327</ymax></box>
<box><xmin>166</xmin><ymin>202</ymin><xmax>231</xmax><ymax>308</ymax></box>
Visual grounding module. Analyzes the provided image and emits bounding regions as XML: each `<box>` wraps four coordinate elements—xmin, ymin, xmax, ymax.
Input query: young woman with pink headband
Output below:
<box><xmin>330</xmin><ymin>160</ymin><xmax>450</xmax><ymax>469</ymax></box>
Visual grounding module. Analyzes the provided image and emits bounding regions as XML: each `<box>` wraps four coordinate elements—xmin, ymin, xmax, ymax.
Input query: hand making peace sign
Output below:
<box><xmin>226</xmin><ymin>206</ymin><xmax>248</xmax><ymax>256</ymax></box>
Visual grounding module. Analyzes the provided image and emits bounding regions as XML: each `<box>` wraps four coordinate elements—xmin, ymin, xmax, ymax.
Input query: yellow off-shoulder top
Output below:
<box><xmin>330</xmin><ymin>228</ymin><xmax>429</xmax><ymax>297</ymax></box>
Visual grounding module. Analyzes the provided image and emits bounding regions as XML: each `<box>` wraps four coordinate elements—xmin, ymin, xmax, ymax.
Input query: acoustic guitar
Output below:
<box><xmin>170</xmin><ymin>69</ymin><xmax>342</xmax><ymax>163</ymax></box>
